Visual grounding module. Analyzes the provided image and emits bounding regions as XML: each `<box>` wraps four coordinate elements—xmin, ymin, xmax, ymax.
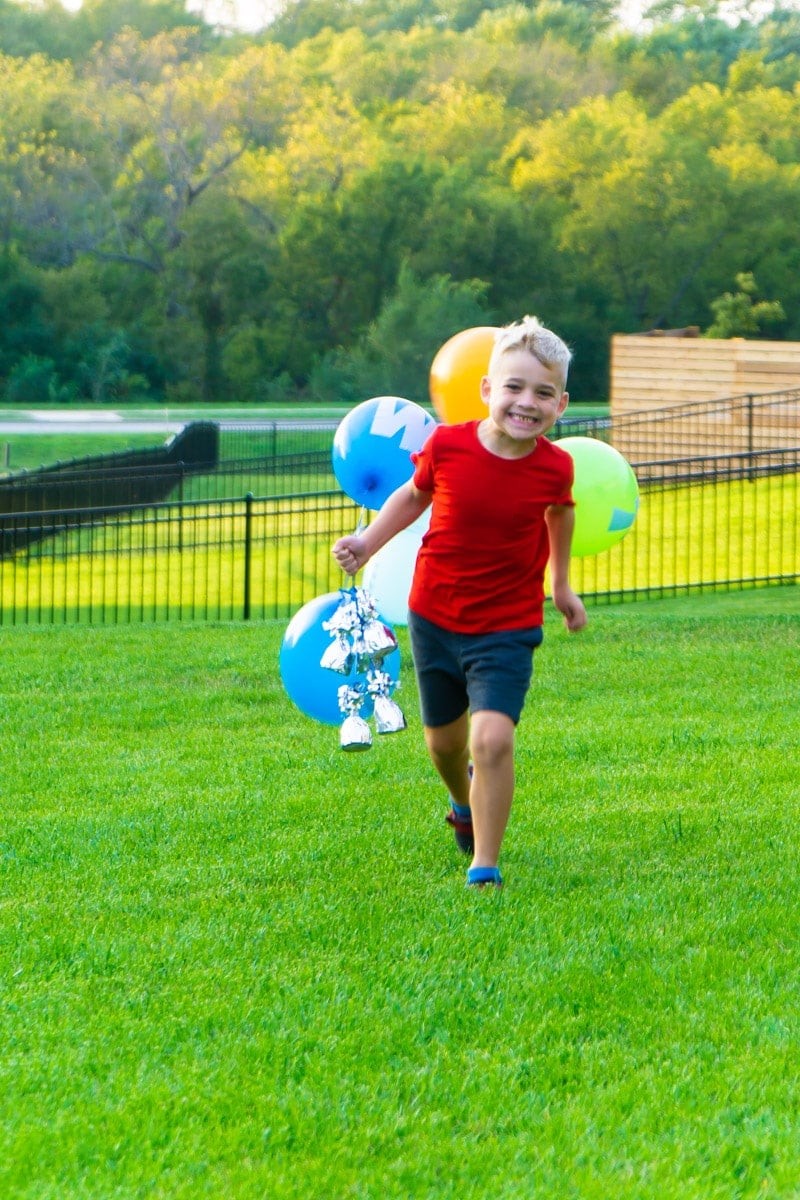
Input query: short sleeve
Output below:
<box><xmin>411</xmin><ymin>427</ymin><xmax>437</xmax><ymax>492</ymax></box>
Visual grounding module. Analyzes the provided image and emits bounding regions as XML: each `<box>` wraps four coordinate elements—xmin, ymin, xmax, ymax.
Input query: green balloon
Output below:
<box><xmin>557</xmin><ymin>436</ymin><xmax>639</xmax><ymax>557</ymax></box>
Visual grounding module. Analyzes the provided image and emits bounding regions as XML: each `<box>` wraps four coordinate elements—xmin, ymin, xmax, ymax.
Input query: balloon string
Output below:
<box><xmin>340</xmin><ymin>506</ymin><xmax>368</xmax><ymax>588</ymax></box>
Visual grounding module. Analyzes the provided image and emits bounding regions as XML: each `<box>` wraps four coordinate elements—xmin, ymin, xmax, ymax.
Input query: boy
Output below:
<box><xmin>332</xmin><ymin>316</ymin><xmax>587</xmax><ymax>888</ymax></box>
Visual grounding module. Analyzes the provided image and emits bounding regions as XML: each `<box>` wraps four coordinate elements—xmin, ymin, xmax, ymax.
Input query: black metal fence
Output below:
<box><xmin>0</xmin><ymin>491</ymin><xmax>357</xmax><ymax>626</ymax></box>
<box><xmin>0</xmin><ymin>451</ymin><xmax>797</xmax><ymax>627</ymax></box>
<box><xmin>610</xmin><ymin>388</ymin><xmax>800</xmax><ymax>464</ymax></box>
<box><xmin>0</xmin><ymin>397</ymin><xmax>797</xmax><ymax>626</ymax></box>
<box><xmin>570</xmin><ymin>444</ymin><xmax>799</xmax><ymax>604</ymax></box>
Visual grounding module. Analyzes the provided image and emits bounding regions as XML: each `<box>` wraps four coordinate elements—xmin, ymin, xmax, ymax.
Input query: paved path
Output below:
<box><xmin>0</xmin><ymin>410</ymin><xmax>338</xmax><ymax>434</ymax></box>
<box><xmin>0</xmin><ymin>421</ymin><xmax>185</xmax><ymax>435</ymax></box>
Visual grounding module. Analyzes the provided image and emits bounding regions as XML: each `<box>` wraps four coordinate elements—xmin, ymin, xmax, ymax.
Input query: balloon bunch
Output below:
<box><xmin>281</xmin><ymin>394</ymin><xmax>432</xmax><ymax>738</ymax></box>
<box><xmin>321</xmin><ymin>586</ymin><xmax>406</xmax><ymax>751</ymax></box>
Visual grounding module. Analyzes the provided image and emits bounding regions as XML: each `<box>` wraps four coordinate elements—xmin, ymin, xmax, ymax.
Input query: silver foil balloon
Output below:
<box><xmin>338</xmin><ymin>682</ymin><xmax>372</xmax><ymax>751</ymax></box>
<box><xmin>367</xmin><ymin>668</ymin><xmax>406</xmax><ymax>735</ymax></box>
<box><xmin>340</xmin><ymin>712</ymin><xmax>373</xmax><ymax>751</ymax></box>
<box><xmin>319</xmin><ymin>630</ymin><xmax>355</xmax><ymax>675</ymax></box>
<box><xmin>361</xmin><ymin>618</ymin><xmax>398</xmax><ymax>661</ymax></box>
<box><xmin>354</xmin><ymin>587</ymin><xmax>377</xmax><ymax>617</ymax></box>
<box><xmin>338</xmin><ymin>682</ymin><xmax>365</xmax><ymax>711</ymax></box>
<box><xmin>366</xmin><ymin>667</ymin><xmax>393</xmax><ymax>695</ymax></box>
<box><xmin>322</xmin><ymin>597</ymin><xmax>360</xmax><ymax>634</ymax></box>
<box><xmin>373</xmin><ymin>694</ymin><xmax>406</xmax><ymax>734</ymax></box>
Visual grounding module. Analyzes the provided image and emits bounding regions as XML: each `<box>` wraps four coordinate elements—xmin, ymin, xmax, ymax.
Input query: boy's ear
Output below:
<box><xmin>558</xmin><ymin>390</ymin><xmax>569</xmax><ymax>416</ymax></box>
<box><xmin>480</xmin><ymin>375</ymin><xmax>492</xmax><ymax>404</ymax></box>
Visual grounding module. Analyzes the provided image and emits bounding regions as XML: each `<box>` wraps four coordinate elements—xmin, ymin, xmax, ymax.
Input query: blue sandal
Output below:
<box><xmin>467</xmin><ymin>866</ymin><xmax>503</xmax><ymax>889</ymax></box>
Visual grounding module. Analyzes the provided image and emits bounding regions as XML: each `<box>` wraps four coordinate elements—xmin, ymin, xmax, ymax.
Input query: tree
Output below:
<box><xmin>73</xmin><ymin>0</ymin><xmax>219</xmax><ymax>62</ymax></box>
<box><xmin>610</xmin><ymin>8</ymin><xmax>756</xmax><ymax>110</ymax></box>
<box><xmin>508</xmin><ymin>81</ymin><xmax>800</xmax><ymax>334</ymax></box>
<box><xmin>0</xmin><ymin>258</ymin><xmax>56</xmax><ymax>382</ymax></box>
<box><xmin>704</xmin><ymin>271</ymin><xmax>785</xmax><ymax>336</ymax></box>
<box><xmin>263</xmin><ymin>153</ymin><xmax>446</xmax><ymax>380</ymax></box>
<box><xmin>0</xmin><ymin>0</ymin><xmax>78</xmax><ymax>59</ymax></box>
<box><xmin>268</xmin><ymin>0</ymin><xmax>620</xmax><ymax>45</ymax></box>
<box><xmin>308</xmin><ymin>263</ymin><xmax>491</xmax><ymax>403</ymax></box>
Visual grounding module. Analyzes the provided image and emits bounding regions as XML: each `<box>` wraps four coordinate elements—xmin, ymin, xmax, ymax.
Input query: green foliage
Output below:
<box><xmin>2</xmin><ymin>2</ymin><xmax>800</xmax><ymax>405</ymax></box>
<box><xmin>308</xmin><ymin>263</ymin><xmax>490</xmax><ymax>403</ymax></box>
<box><xmin>0</xmin><ymin>266</ymin><xmax>55</xmax><ymax>377</ymax></box>
<box><xmin>507</xmin><ymin>79</ymin><xmax>800</xmax><ymax>355</ymax></box>
<box><xmin>0</xmin><ymin>0</ymin><xmax>216</xmax><ymax>62</ymax></box>
<box><xmin>268</xmin><ymin>0</ymin><xmax>618</xmax><ymax>44</ymax></box>
<box><xmin>704</xmin><ymin>271</ymin><xmax>786</xmax><ymax>338</ymax></box>
<box><xmin>73</xmin><ymin>328</ymin><xmax>151</xmax><ymax>402</ymax></box>
<box><xmin>626</xmin><ymin>8</ymin><xmax>754</xmax><ymax>107</ymax></box>
<box><xmin>0</xmin><ymin>0</ymin><xmax>81</xmax><ymax>60</ymax></box>
<box><xmin>272</xmin><ymin>0</ymin><xmax>622</xmax><ymax>49</ymax></box>
<box><xmin>4</xmin><ymin>353</ymin><xmax>75</xmax><ymax>405</ymax></box>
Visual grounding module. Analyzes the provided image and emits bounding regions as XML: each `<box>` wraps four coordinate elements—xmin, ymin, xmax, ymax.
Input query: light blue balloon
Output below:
<box><xmin>362</xmin><ymin>507</ymin><xmax>431</xmax><ymax>627</ymax></box>
<box><xmin>279</xmin><ymin>591</ymin><xmax>401</xmax><ymax>726</ymax></box>
<box><xmin>332</xmin><ymin>396</ymin><xmax>437</xmax><ymax>509</ymax></box>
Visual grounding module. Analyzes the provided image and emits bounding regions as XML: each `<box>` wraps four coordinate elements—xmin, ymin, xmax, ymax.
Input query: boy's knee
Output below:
<box><xmin>470</xmin><ymin>711</ymin><xmax>515</xmax><ymax>763</ymax></box>
<box><xmin>425</xmin><ymin>716</ymin><xmax>469</xmax><ymax>760</ymax></box>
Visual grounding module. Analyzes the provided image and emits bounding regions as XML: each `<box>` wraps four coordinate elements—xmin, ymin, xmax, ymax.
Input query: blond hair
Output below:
<box><xmin>488</xmin><ymin>315</ymin><xmax>571</xmax><ymax>387</ymax></box>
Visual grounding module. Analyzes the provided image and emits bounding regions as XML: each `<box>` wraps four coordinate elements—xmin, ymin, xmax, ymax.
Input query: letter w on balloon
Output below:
<box><xmin>369</xmin><ymin>398</ymin><xmax>434</xmax><ymax>452</ymax></box>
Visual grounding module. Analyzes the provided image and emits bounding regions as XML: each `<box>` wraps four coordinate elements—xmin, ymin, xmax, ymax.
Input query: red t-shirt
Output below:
<box><xmin>408</xmin><ymin>420</ymin><xmax>574</xmax><ymax>633</ymax></box>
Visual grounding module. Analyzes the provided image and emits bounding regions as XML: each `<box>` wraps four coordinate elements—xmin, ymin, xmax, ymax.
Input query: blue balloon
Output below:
<box><xmin>332</xmin><ymin>396</ymin><xmax>437</xmax><ymax>509</ymax></box>
<box><xmin>279</xmin><ymin>591</ymin><xmax>401</xmax><ymax>725</ymax></box>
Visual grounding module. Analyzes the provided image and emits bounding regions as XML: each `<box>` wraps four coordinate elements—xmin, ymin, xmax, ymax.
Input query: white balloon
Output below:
<box><xmin>362</xmin><ymin>508</ymin><xmax>431</xmax><ymax>627</ymax></box>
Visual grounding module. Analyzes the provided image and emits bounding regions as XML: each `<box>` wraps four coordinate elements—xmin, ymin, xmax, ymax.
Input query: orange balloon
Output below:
<box><xmin>429</xmin><ymin>326</ymin><xmax>499</xmax><ymax>424</ymax></box>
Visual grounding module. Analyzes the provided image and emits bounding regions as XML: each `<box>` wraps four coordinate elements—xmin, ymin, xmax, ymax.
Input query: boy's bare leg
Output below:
<box><xmin>423</xmin><ymin>713</ymin><xmax>471</xmax><ymax>809</ymax></box>
<box><xmin>468</xmin><ymin>709</ymin><xmax>515</xmax><ymax>868</ymax></box>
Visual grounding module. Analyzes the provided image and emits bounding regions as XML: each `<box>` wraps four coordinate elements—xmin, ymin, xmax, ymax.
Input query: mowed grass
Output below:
<box><xmin>0</xmin><ymin>434</ymin><xmax>166</xmax><ymax>472</ymax></box>
<box><xmin>1</xmin><ymin>587</ymin><xmax>800</xmax><ymax>1199</ymax></box>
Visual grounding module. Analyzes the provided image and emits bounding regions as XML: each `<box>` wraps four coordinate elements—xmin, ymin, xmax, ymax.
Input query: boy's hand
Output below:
<box><xmin>332</xmin><ymin>535</ymin><xmax>370</xmax><ymax>577</ymax></box>
<box><xmin>552</xmin><ymin>584</ymin><xmax>587</xmax><ymax>632</ymax></box>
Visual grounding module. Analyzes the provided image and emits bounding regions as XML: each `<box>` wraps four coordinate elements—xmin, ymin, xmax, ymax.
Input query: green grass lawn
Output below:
<box><xmin>1</xmin><ymin>587</ymin><xmax>799</xmax><ymax>1198</ymax></box>
<box><xmin>0</xmin><ymin>433</ymin><xmax>169</xmax><ymax>473</ymax></box>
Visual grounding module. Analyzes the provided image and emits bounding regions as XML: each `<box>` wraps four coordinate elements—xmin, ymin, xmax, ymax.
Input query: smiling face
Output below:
<box><xmin>479</xmin><ymin>348</ymin><xmax>569</xmax><ymax>456</ymax></box>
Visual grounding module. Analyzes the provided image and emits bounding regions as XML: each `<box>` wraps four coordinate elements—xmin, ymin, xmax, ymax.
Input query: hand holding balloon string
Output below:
<box><xmin>333</xmin><ymin>508</ymin><xmax>369</xmax><ymax>579</ymax></box>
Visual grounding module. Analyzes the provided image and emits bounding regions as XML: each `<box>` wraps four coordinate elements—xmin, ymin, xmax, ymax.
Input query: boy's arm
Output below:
<box><xmin>332</xmin><ymin>480</ymin><xmax>432</xmax><ymax>576</ymax></box>
<box><xmin>545</xmin><ymin>504</ymin><xmax>587</xmax><ymax>632</ymax></box>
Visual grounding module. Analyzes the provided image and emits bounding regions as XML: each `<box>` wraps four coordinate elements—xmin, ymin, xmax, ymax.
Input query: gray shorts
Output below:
<box><xmin>407</xmin><ymin>610</ymin><xmax>544</xmax><ymax>727</ymax></box>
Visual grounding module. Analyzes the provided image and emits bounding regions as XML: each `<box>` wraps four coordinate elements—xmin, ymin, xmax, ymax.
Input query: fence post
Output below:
<box><xmin>243</xmin><ymin>491</ymin><xmax>253</xmax><ymax>620</ymax></box>
<box><xmin>178</xmin><ymin>465</ymin><xmax>184</xmax><ymax>553</ymax></box>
